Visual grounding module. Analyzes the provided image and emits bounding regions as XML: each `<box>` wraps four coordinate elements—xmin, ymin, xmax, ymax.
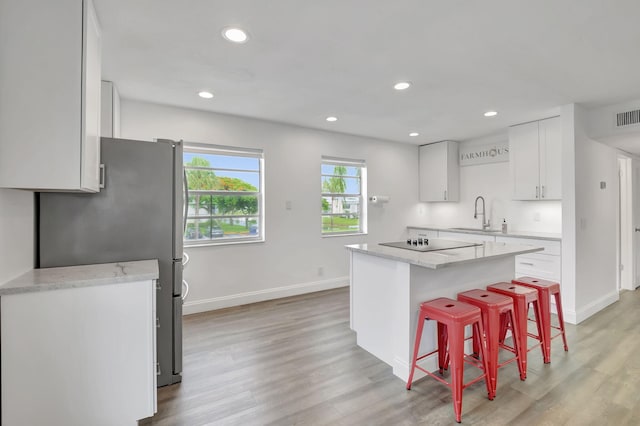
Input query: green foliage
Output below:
<box><xmin>322</xmin><ymin>165</ymin><xmax>347</xmax><ymax>194</ymax></box>
<box><xmin>185</xmin><ymin>157</ymin><xmax>218</xmax><ymax>190</ymax></box>
<box><xmin>322</xmin><ymin>215</ymin><xmax>359</xmax><ymax>232</ymax></box>
<box><xmin>322</xmin><ymin>198</ymin><xmax>330</xmax><ymax>212</ymax></box>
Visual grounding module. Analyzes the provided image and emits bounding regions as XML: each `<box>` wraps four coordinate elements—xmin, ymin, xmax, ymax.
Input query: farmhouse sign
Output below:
<box><xmin>459</xmin><ymin>142</ymin><xmax>509</xmax><ymax>166</ymax></box>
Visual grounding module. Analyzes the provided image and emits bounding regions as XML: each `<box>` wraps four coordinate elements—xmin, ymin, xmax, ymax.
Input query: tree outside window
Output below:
<box><xmin>321</xmin><ymin>158</ymin><xmax>366</xmax><ymax>235</ymax></box>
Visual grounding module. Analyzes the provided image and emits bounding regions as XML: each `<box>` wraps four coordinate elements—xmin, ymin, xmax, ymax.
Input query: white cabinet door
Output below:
<box><xmin>81</xmin><ymin>1</ymin><xmax>102</xmax><ymax>191</ymax></box>
<box><xmin>1</xmin><ymin>281</ymin><xmax>156</xmax><ymax>425</ymax></box>
<box><xmin>0</xmin><ymin>0</ymin><xmax>101</xmax><ymax>192</ymax></box>
<box><xmin>419</xmin><ymin>141</ymin><xmax>459</xmax><ymax>202</ymax></box>
<box><xmin>509</xmin><ymin>117</ymin><xmax>562</xmax><ymax>201</ymax></box>
<box><xmin>539</xmin><ymin>116</ymin><xmax>562</xmax><ymax>200</ymax></box>
<box><xmin>509</xmin><ymin>121</ymin><xmax>540</xmax><ymax>200</ymax></box>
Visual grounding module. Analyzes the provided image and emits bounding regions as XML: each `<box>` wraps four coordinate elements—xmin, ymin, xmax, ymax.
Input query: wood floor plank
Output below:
<box><xmin>141</xmin><ymin>287</ymin><xmax>640</xmax><ymax>425</ymax></box>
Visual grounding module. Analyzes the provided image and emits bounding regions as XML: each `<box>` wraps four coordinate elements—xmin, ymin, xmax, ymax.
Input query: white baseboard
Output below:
<box><xmin>182</xmin><ymin>276</ymin><xmax>349</xmax><ymax>315</ymax></box>
<box><xmin>572</xmin><ymin>291</ymin><xmax>619</xmax><ymax>324</ymax></box>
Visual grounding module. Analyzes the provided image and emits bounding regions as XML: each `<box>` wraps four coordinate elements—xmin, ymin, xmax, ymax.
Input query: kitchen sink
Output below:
<box><xmin>449</xmin><ymin>227</ymin><xmax>502</xmax><ymax>233</ymax></box>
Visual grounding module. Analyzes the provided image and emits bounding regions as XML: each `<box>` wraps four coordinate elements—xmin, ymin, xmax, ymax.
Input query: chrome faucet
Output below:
<box><xmin>474</xmin><ymin>196</ymin><xmax>491</xmax><ymax>230</ymax></box>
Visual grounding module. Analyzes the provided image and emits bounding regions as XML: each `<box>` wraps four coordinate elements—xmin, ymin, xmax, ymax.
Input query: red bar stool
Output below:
<box><xmin>457</xmin><ymin>289</ymin><xmax>526</xmax><ymax>396</ymax></box>
<box><xmin>406</xmin><ymin>298</ymin><xmax>492</xmax><ymax>423</ymax></box>
<box><xmin>512</xmin><ymin>277</ymin><xmax>569</xmax><ymax>361</ymax></box>
<box><xmin>486</xmin><ymin>282</ymin><xmax>547</xmax><ymax>373</ymax></box>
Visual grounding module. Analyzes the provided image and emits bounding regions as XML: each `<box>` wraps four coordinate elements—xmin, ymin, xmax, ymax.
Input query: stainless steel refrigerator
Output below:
<box><xmin>38</xmin><ymin>137</ymin><xmax>184</xmax><ymax>387</ymax></box>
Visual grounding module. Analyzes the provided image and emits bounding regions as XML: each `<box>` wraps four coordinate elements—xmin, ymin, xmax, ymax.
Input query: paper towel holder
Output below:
<box><xmin>369</xmin><ymin>195</ymin><xmax>390</xmax><ymax>203</ymax></box>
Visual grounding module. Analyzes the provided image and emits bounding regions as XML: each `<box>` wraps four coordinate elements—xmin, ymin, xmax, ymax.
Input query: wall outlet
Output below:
<box><xmin>533</xmin><ymin>212</ymin><xmax>541</xmax><ymax>222</ymax></box>
<box><xmin>318</xmin><ymin>266</ymin><xmax>324</xmax><ymax>277</ymax></box>
<box><xmin>285</xmin><ymin>200</ymin><xmax>292</xmax><ymax>210</ymax></box>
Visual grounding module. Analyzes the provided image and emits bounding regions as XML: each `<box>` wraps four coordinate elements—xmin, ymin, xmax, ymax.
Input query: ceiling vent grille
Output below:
<box><xmin>616</xmin><ymin>109</ymin><xmax>640</xmax><ymax>127</ymax></box>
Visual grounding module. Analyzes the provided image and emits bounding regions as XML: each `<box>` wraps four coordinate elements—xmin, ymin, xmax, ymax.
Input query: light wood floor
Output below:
<box><xmin>141</xmin><ymin>287</ymin><xmax>640</xmax><ymax>425</ymax></box>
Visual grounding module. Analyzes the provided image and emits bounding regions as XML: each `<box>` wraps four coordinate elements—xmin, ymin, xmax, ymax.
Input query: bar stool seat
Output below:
<box><xmin>457</xmin><ymin>289</ymin><xmax>526</xmax><ymax>396</ymax></box>
<box><xmin>486</xmin><ymin>282</ymin><xmax>547</xmax><ymax>373</ymax></box>
<box><xmin>406</xmin><ymin>297</ymin><xmax>492</xmax><ymax>423</ymax></box>
<box><xmin>512</xmin><ymin>277</ymin><xmax>569</xmax><ymax>361</ymax></box>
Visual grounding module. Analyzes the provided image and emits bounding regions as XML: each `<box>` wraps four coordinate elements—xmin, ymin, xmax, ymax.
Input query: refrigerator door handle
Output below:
<box><xmin>183</xmin><ymin>169</ymin><xmax>189</xmax><ymax>233</ymax></box>
<box><xmin>182</xmin><ymin>280</ymin><xmax>189</xmax><ymax>300</ymax></box>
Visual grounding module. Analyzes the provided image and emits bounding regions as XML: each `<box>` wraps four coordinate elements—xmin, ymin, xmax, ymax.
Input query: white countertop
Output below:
<box><xmin>346</xmin><ymin>240</ymin><xmax>542</xmax><ymax>269</ymax></box>
<box><xmin>0</xmin><ymin>260</ymin><xmax>159</xmax><ymax>296</ymax></box>
<box><xmin>408</xmin><ymin>225</ymin><xmax>561</xmax><ymax>241</ymax></box>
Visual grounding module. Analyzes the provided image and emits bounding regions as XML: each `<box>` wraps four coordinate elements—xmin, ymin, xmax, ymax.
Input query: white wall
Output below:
<box><xmin>424</xmin><ymin>132</ymin><xmax>562</xmax><ymax>233</ymax></box>
<box><xmin>120</xmin><ymin>99</ymin><xmax>423</xmax><ymax>313</ymax></box>
<box><xmin>572</xmin><ymin>105</ymin><xmax>619</xmax><ymax>322</ymax></box>
<box><xmin>587</xmin><ymin>98</ymin><xmax>640</xmax><ymax>153</ymax></box>
<box><xmin>0</xmin><ymin>189</ymin><xmax>34</xmax><ymax>283</ymax></box>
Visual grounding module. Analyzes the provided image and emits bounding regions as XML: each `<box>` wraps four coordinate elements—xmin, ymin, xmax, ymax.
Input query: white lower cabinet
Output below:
<box><xmin>496</xmin><ymin>236</ymin><xmax>562</xmax><ymax>280</ymax></box>
<box><xmin>1</xmin><ymin>280</ymin><xmax>156</xmax><ymax>425</ymax></box>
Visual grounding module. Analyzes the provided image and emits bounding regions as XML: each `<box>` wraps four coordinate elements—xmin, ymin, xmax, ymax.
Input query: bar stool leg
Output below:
<box><xmin>506</xmin><ymin>309</ymin><xmax>526</xmax><ymax>381</ymax></box>
<box><xmin>475</xmin><ymin>319</ymin><xmax>494</xmax><ymax>401</ymax></box>
<box><xmin>554</xmin><ymin>292</ymin><xmax>569</xmax><ymax>351</ymax></box>
<box><xmin>448</xmin><ymin>322</ymin><xmax>466</xmax><ymax>423</ymax></box>
<box><xmin>536</xmin><ymin>290</ymin><xmax>552</xmax><ymax>363</ymax></box>
<box><xmin>406</xmin><ymin>311</ymin><xmax>427</xmax><ymax>390</ymax></box>
<box><xmin>531</xmin><ymin>300</ymin><xmax>549</xmax><ymax>363</ymax></box>
<box><xmin>484</xmin><ymin>309</ymin><xmax>500</xmax><ymax>397</ymax></box>
<box><xmin>513</xmin><ymin>299</ymin><xmax>529</xmax><ymax>373</ymax></box>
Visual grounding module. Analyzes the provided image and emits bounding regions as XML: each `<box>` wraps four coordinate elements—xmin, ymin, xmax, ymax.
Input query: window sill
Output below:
<box><xmin>322</xmin><ymin>233</ymin><xmax>367</xmax><ymax>238</ymax></box>
<box><xmin>184</xmin><ymin>238</ymin><xmax>265</xmax><ymax>248</ymax></box>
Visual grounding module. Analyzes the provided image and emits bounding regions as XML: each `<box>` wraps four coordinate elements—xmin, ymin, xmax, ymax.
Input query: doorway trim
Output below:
<box><xmin>618</xmin><ymin>156</ymin><xmax>633</xmax><ymax>290</ymax></box>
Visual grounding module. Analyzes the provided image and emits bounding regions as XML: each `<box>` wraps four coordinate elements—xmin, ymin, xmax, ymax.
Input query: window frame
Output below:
<box><xmin>183</xmin><ymin>142</ymin><xmax>265</xmax><ymax>247</ymax></box>
<box><xmin>321</xmin><ymin>156</ymin><xmax>367</xmax><ymax>237</ymax></box>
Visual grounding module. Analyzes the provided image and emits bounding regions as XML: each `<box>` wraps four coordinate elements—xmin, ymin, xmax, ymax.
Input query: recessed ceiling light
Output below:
<box><xmin>394</xmin><ymin>81</ymin><xmax>411</xmax><ymax>91</ymax></box>
<box><xmin>409</xmin><ymin>132</ymin><xmax>419</xmax><ymax>137</ymax></box>
<box><xmin>222</xmin><ymin>27</ymin><xmax>248</xmax><ymax>43</ymax></box>
<box><xmin>484</xmin><ymin>111</ymin><xmax>498</xmax><ymax>117</ymax></box>
<box><xmin>198</xmin><ymin>91</ymin><xmax>214</xmax><ymax>99</ymax></box>
<box><xmin>326</xmin><ymin>116</ymin><xmax>338</xmax><ymax>122</ymax></box>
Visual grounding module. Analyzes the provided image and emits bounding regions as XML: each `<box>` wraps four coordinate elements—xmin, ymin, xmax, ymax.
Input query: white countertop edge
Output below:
<box><xmin>0</xmin><ymin>260</ymin><xmax>159</xmax><ymax>296</ymax></box>
<box><xmin>345</xmin><ymin>242</ymin><xmax>543</xmax><ymax>269</ymax></box>
<box><xmin>407</xmin><ymin>225</ymin><xmax>561</xmax><ymax>241</ymax></box>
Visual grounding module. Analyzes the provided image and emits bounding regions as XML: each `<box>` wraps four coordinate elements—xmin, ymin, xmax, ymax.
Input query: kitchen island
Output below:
<box><xmin>345</xmin><ymin>240</ymin><xmax>542</xmax><ymax>383</ymax></box>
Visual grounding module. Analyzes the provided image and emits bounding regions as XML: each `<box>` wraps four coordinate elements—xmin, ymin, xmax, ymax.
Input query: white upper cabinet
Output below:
<box><xmin>509</xmin><ymin>116</ymin><xmax>561</xmax><ymax>200</ymax></box>
<box><xmin>539</xmin><ymin>116</ymin><xmax>562</xmax><ymax>199</ymax></box>
<box><xmin>0</xmin><ymin>0</ymin><xmax>102</xmax><ymax>192</ymax></box>
<box><xmin>101</xmin><ymin>80</ymin><xmax>121</xmax><ymax>138</ymax></box>
<box><xmin>419</xmin><ymin>141</ymin><xmax>459</xmax><ymax>202</ymax></box>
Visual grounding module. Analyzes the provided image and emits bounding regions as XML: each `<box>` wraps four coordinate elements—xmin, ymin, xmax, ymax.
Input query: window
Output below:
<box><xmin>321</xmin><ymin>156</ymin><xmax>367</xmax><ymax>235</ymax></box>
<box><xmin>184</xmin><ymin>143</ymin><xmax>264</xmax><ymax>245</ymax></box>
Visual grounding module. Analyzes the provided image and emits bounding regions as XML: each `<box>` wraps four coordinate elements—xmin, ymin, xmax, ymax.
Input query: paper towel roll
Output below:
<box><xmin>369</xmin><ymin>195</ymin><xmax>389</xmax><ymax>203</ymax></box>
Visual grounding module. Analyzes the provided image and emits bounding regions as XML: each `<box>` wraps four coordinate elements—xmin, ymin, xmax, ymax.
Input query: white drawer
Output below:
<box><xmin>496</xmin><ymin>236</ymin><xmax>561</xmax><ymax>255</ymax></box>
<box><xmin>514</xmin><ymin>253</ymin><xmax>561</xmax><ymax>281</ymax></box>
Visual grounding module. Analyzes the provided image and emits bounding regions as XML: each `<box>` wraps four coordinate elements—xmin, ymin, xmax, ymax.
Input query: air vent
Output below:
<box><xmin>616</xmin><ymin>109</ymin><xmax>640</xmax><ymax>127</ymax></box>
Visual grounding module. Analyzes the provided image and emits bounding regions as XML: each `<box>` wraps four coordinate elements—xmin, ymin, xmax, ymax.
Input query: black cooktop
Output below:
<box><xmin>379</xmin><ymin>238</ymin><xmax>482</xmax><ymax>252</ymax></box>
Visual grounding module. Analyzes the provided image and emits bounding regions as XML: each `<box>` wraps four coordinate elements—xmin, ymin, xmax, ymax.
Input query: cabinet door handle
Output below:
<box><xmin>519</xmin><ymin>262</ymin><xmax>534</xmax><ymax>266</ymax></box>
<box><xmin>541</xmin><ymin>185</ymin><xmax>545</xmax><ymax>198</ymax></box>
<box><xmin>444</xmin><ymin>190</ymin><xmax>447</xmax><ymax>201</ymax></box>
<box><xmin>99</xmin><ymin>164</ymin><xmax>105</xmax><ymax>189</ymax></box>
<box><xmin>535</xmin><ymin>186</ymin><xmax>539</xmax><ymax>199</ymax></box>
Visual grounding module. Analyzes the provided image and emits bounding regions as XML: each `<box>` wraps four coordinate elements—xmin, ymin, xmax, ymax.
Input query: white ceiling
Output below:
<box><xmin>95</xmin><ymin>0</ymin><xmax>640</xmax><ymax>145</ymax></box>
